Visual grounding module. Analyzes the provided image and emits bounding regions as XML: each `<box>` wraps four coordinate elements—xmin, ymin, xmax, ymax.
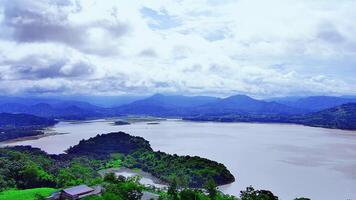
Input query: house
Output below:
<box><xmin>46</xmin><ymin>185</ymin><xmax>102</xmax><ymax>200</ymax></box>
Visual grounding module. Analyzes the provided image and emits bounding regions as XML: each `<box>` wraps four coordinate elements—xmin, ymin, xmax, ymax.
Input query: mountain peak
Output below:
<box><xmin>150</xmin><ymin>93</ymin><xmax>165</xmax><ymax>99</ymax></box>
<box><xmin>223</xmin><ymin>94</ymin><xmax>257</xmax><ymax>103</ymax></box>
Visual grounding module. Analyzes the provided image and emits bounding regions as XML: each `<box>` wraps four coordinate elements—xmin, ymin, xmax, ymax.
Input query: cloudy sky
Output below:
<box><xmin>0</xmin><ymin>0</ymin><xmax>355</xmax><ymax>98</ymax></box>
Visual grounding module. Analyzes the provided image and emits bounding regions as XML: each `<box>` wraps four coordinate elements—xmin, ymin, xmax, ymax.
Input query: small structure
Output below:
<box><xmin>47</xmin><ymin>185</ymin><xmax>102</xmax><ymax>200</ymax></box>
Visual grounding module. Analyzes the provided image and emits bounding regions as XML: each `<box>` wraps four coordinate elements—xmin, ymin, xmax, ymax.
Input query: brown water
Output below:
<box><xmin>4</xmin><ymin>119</ymin><xmax>356</xmax><ymax>200</ymax></box>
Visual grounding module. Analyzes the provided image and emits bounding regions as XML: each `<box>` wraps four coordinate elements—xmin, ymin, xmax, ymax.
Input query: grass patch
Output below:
<box><xmin>0</xmin><ymin>188</ymin><xmax>57</xmax><ymax>200</ymax></box>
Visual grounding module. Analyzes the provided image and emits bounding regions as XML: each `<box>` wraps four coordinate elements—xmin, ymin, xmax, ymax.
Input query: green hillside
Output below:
<box><xmin>0</xmin><ymin>188</ymin><xmax>57</xmax><ymax>200</ymax></box>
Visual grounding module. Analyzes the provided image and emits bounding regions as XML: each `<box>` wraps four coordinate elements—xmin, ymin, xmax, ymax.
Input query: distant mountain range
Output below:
<box><xmin>114</xmin><ymin>94</ymin><xmax>356</xmax><ymax>116</ymax></box>
<box><xmin>0</xmin><ymin>95</ymin><xmax>145</xmax><ymax>108</ymax></box>
<box><xmin>1</xmin><ymin>94</ymin><xmax>356</xmax><ymax>129</ymax></box>
<box><xmin>113</xmin><ymin>94</ymin><xmax>219</xmax><ymax>116</ymax></box>
<box><xmin>0</xmin><ymin>96</ymin><xmax>109</xmax><ymax>119</ymax></box>
<box><xmin>271</xmin><ymin>96</ymin><xmax>356</xmax><ymax>112</ymax></box>
<box><xmin>192</xmin><ymin>95</ymin><xmax>303</xmax><ymax>115</ymax></box>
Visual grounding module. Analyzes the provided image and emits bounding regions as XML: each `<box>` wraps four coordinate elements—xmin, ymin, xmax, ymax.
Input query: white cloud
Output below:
<box><xmin>0</xmin><ymin>0</ymin><xmax>355</xmax><ymax>97</ymax></box>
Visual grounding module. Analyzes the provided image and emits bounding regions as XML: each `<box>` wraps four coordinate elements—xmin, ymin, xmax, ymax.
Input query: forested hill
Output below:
<box><xmin>291</xmin><ymin>103</ymin><xmax>356</xmax><ymax>130</ymax></box>
<box><xmin>0</xmin><ymin>113</ymin><xmax>57</xmax><ymax>142</ymax></box>
<box><xmin>0</xmin><ymin>113</ymin><xmax>56</xmax><ymax>129</ymax></box>
<box><xmin>66</xmin><ymin>132</ymin><xmax>153</xmax><ymax>156</ymax></box>
<box><xmin>184</xmin><ymin>103</ymin><xmax>356</xmax><ymax>130</ymax></box>
<box><xmin>66</xmin><ymin>132</ymin><xmax>235</xmax><ymax>187</ymax></box>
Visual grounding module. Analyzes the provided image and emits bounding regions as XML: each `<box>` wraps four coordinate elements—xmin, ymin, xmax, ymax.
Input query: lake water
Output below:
<box><xmin>4</xmin><ymin>119</ymin><xmax>356</xmax><ymax>200</ymax></box>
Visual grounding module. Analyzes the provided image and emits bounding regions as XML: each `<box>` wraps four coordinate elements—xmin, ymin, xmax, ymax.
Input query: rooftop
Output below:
<box><xmin>62</xmin><ymin>185</ymin><xmax>94</xmax><ymax>196</ymax></box>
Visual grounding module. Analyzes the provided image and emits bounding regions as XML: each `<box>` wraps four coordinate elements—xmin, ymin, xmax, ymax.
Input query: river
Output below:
<box><xmin>4</xmin><ymin>119</ymin><xmax>356</xmax><ymax>200</ymax></box>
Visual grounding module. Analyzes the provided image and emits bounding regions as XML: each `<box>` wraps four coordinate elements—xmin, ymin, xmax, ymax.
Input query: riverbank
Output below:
<box><xmin>0</xmin><ymin>131</ymin><xmax>68</xmax><ymax>146</ymax></box>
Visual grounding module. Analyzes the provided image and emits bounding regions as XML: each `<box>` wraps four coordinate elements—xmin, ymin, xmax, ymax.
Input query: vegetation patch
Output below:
<box><xmin>0</xmin><ymin>188</ymin><xmax>57</xmax><ymax>200</ymax></box>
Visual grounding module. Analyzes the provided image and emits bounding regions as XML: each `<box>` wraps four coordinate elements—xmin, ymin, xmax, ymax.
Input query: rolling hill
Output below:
<box><xmin>290</xmin><ymin>103</ymin><xmax>356</xmax><ymax>130</ymax></box>
<box><xmin>0</xmin><ymin>113</ymin><xmax>56</xmax><ymax>129</ymax></box>
<box><xmin>0</xmin><ymin>113</ymin><xmax>57</xmax><ymax>142</ymax></box>
<box><xmin>185</xmin><ymin>103</ymin><xmax>356</xmax><ymax>130</ymax></box>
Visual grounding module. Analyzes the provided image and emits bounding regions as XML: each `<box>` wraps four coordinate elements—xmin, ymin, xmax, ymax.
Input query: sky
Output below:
<box><xmin>0</xmin><ymin>0</ymin><xmax>355</xmax><ymax>98</ymax></box>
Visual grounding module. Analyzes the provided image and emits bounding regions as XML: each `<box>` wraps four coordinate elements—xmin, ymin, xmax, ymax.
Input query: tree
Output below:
<box><xmin>167</xmin><ymin>177</ymin><xmax>179</xmax><ymax>200</ymax></box>
<box><xmin>180</xmin><ymin>189</ymin><xmax>201</xmax><ymax>200</ymax></box>
<box><xmin>35</xmin><ymin>194</ymin><xmax>46</xmax><ymax>200</ymax></box>
<box><xmin>105</xmin><ymin>181</ymin><xmax>143</xmax><ymax>200</ymax></box>
<box><xmin>205</xmin><ymin>179</ymin><xmax>218</xmax><ymax>200</ymax></box>
<box><xmin>19</xmin><ymin>163</ymin><xmax>54</xmax><ymax>188</ymax></box>
<box><xmin>240</xmin><ymin>186</ymin><xmax>278</xmax><ymax>200</ymax></box>
<box><xmin>57</xmin><ymin>159</ymin><xmax>97</xmax><ymax>187</ymax></box>
<box><xmin>104</xmin><ymin>172</ymin><xmax>118</xmax><ymax>184</ymax></box>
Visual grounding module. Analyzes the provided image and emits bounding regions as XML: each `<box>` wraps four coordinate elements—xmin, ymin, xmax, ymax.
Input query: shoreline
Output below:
<box><xmin>182</xmin><ymin>118</ymin><xmax>356</xmax><ymax>132</ymax></box>
<box><xmin>98</xmin><ymin>167</ymin><xmax>168</xmax><ymax>187</ymax></box>
<box><xmin>0</xmin><ymin>131</ymin><xmax>69</xmax><ymax>145</ymax></box>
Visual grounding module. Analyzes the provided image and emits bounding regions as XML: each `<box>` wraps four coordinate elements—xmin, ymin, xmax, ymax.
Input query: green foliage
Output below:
<box><xmin>0</xmin><ymin>148</ymin><xmax>56</xmax><ymax>190</ymax></box>
<box><xmin>167</xmin><ymin>177</ymin><xmax>179</xmax><ymax>200</ymax></box>
<box><xmin>122</xmin><ymin>149</ymin><xmax>234</xmax><ymax>187</ymax></box>
<box><xmin>0</xmin><ymin>147</ymin><xmax>103</xmax><ymax>190</ymax></box>
<box><xmin>104</xmin><ymin>153</ymin><xmax>123</xmax><ymax>168</ymax></box>
<box><xmin>106</xmin><ymin>180</ymin><xmax>143</xmax><ymax>200</ymax></box>
<box><xmin>240</xmin><ymin>186</ymin><xmax>278</xmax><ymax>200</ymax></box>
<box><xmin>179</xmin><ymin>189</ymin><xmax>204</xmax><ymax>200</ymax></box>
<box><xmin>84</xmin><ymin>175</ymin><xmax>143</xmax><ymax>200</ymax></box>
<box><xmin>205</xmin><ymin>179</ymin><xmax>218</xmax><ymax>200</ymax></box>
<box><xmin>157</xmin><ymin>178</ymin><xmax>238</xmax><ymax>200</ymax></box>
<box><xmin>57</xmin><ymin>158</ymin><xmax>99</xmax><ymax>187</ymax></box>
<box><xmin>19</xmin><ymin>162</ymin><xmax>54</xmax><ymax>188</ymax></box>
<box><xmin>0</xmin><ymin>188</ymin><xmax>56</xmax><ymax>200</ymax></box>
<box><xmin>66</xmin><ymin>132</ymin><xmax>153</xmax><ymax>157</ymax></box>
<box><xmin>103</xmin><ymin>172</ymin><xmax>118</xmax><ymax>184</ymax></box>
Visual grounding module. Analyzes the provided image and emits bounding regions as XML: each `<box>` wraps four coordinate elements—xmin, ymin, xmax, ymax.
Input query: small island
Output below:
<box><xmin>147</xmin><ymin>122</ymin><xmax>160</xmax><ymax>125</ymax></box>
<box><xmin>113</xmin><ymin>120</ymin><xmax>131</xmax><ymax>126</ymax></box>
